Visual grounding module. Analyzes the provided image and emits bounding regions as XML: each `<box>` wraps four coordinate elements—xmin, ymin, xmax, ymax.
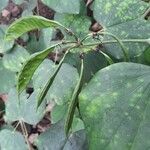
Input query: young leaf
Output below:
<box><xmin>79</xmin><ymin>62</ymin><xmax>150</xmax><ymax>149</ymax></box>
<box><xmin>5</xmin><ymin>16</ymin><xmax>69</xmax><ymax>41</ymax></box>
<box><xmin>65</xmin><ymin>58</ymin><xmax>84</xmax><ymax>135</ymax></box>
<box><xmin>17</xmin><ymin>43</ymin><xmax>60</xmax><ymax>94</ymax></box>
<box><xmin>37</xmin><ymin>50</ymin><xmax>69</xmax><ymax>107</ymax></box>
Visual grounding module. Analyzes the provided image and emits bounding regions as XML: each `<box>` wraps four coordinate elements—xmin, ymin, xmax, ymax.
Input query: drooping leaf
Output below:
<box><xmin>79</xmin><ymin>62</ymin><xmax>150</xmax><ymax>149</ymax></box>
<box><xmin>33</xmin><ymin>59</ymin><xmax>79</xmax><ymax>105</ymax></box>
<box><xmin>4</xmin><ymin>89</ymin><xmax>46</xmax><ymax>125</ymax></box>
<box><xmin>65</xmin><ymin>59</ymin><xmax>84</xmax><ymax>135</ymax></box>
<box><xmin>17</xmin><ymin>43</ymin><xmax>60</xmax><ymax>94</ymax></box>
<box><xmin>54</xmin><ymin>13</ymin><xmax>91</xmax><ymax>39</ymax></box>
<box><xmin>35</xmin><ymin>120</ymin><xmax>87</xmax><ymax>150</ymax></box>
<box><xmin>0</xmin><ymin>59</ymin><xmax>16</xmax><ymax>93</ymax></box>
<box><xmin>42</xmin><ymin>0</ymin><xmax>80</xmax><ymax>14</ymax></box>
<box><xmin>46</xmin><ymin>63</ymin><xmax>79</xmax><ymax>105</ymax></box>
<box><xmin>0</xmin><ymin>129</ymin><xmax>27</xmax><ymax>150</ymax></box>
<box><xmin>5</xmin><ymin>16</ymin><xmax>68</xmax><ymax>41</ymax></box>
<box><xmin>0</xmin><ymin>26</ymin><xmax>14</xmax><ymax>53</ymax></box>
<box><xmin>3</xmin><ymin>45</ymin><xmax>30</xmax><ymax>72</ymax></box>
<box><xmin>93</xmin><ymin>0</ymin><xmax>150</xmax><ymax>60</ymax></box>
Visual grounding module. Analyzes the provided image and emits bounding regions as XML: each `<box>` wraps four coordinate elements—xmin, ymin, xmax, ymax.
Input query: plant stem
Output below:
<box><xmin>82</xmin><ymin>38</ymin><xmax>149</xmax><ymax>46</ymax></box>
<box><xmin>20</xmin><ymin>121</ymin><xmax>32</xmax><ymax>150</ymax></box>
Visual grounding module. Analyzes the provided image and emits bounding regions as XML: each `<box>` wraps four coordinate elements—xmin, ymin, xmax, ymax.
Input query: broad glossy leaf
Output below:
<box><xmin>42</xmin><ymin>0</ymin><xmax>80</xmax><ymax>14</ymax></box>
<box><xmin>33</xmin><ymin>60</ymin><xmax>79</xmax><ymax>105</ymax></box>
<box><xmin>0</xmin><ymin>26</ymin><xmax>14</xmax><ymax>53</ymax></box>
<box><xmin>55</xmin><ymin>13</ymin><xmax>91</xmax><ymax>39</ymax></box>
<box><xmin>4</xmin><ymin>89</ymin><xmax>45</xmax><ymax>125</ymax></box>
<box><xmin>0</xmin><ymin>129</ymin><xmax>27</xmax><ymax>150</ymax></box>
<box><xmin>79</xmin><ymin>62</ymin><xmax>150</xmax><ymax>150</ymax></box>
<box><xmin>3</xmin><ymin>45</ymin><xmax>30</xmax><ymax>72</ymax></box>
<box><xmin>0</xmin><ymin>59</ymin><xmax>16</xmax><ymax>93</ymax></box>
<box><xmin>93</xmin><ymin>0</ymin><xmax>150</xmax><ymax>59</ymax></box>
<box><xmin>5</xmin><ymin>16</ymin><xmax>68</xmax><ymax>41</ymax></box>
<box><xmin>17</xmin><ymin>43</ymin><xmax>60</xmax><ymax>94</ymax></box>
<box><xmin>35</xmin><ymin>120</ymin><xmax>87</xmax><ymax>150</ymax></box>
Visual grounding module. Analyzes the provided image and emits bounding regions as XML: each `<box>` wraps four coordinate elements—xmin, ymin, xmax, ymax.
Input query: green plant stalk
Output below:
<box><xmin>100</xmin><ymin>51</ymin><xmax>114</xmax><ymax>65</ymax></box>
<box><xmin>37</xmin><ymin>45</ymin><xmax>77</xmax><ymax>108</ymax></box>
<box><xmin>65</xmin><ymin>58</ymin><xmax>84</xmax><ymax>135</ymax></box>
<box><xmin>82</xmin><ymin>38</ymin><xmax>150</xmax><ymax>46</ymax></box>
<box><xmin>99</xmin><ymin>32</ymin><xmax>129</xmax><ymax>61</ymax></box>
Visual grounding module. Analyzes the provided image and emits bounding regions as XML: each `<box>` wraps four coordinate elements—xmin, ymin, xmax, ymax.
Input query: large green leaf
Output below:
<box><xmin>54</xmin><ymin>13</ymin><xmax>91</xmax><ymax>39</ymax></box>
<box><xmin>0</xmin><ymin>59</ymin><xmax>16</xmax><ymax>93</ymax></box>
<box><xmin>35</xmin><ymin>120</ymin><xmax>87</xmax><ymax>150</ymax></box>
<box><xmin>93</xmin><ymin>0</ymin><xmax>149</xmax><ymax>27</ymax></box>
<box><xmin>0</xmin><ymin>129</ymin><xmax>27</xmax><ymax>150</ymax></box>
<box><xmin>17</xmin><ymin>43</ymin><xmax>60</xmax><ymax>94</ymax></box>
<box><xmin>33</xmin><ymin>59</ymin><xmax>79</xmax><ymax>105</ymax></box>
<box><xmin>93</xmin><ymin>0</ymin><xmax>150</xmax><ymax>59</ymax></box>
<box><xmin>3</xmin><ymin>45</ymin><xmax>30</xmax><ymax>72</ymax></box>
<box><xmin>4</xmin><ymin>89</ymin><xmax>46</xmax><ymax>125</ymax></box>
<box><xmin>42</xmin><ymin>0</ymin><xmax>80</xmax><ymax>14</ymax></box>
<box><xmin>0</xmin><ymin>26</ymin><xmax>14</xmax><ymax>53</ymax></box>
<box><xmin>5</xmin><ymin>16</ymin><xmax>68</xmax><ymax>41</ymax></box>
<box><xmin>79</xmin><ymin>62</ymin><xmax>150</xmax><ymax>149</ymax></box>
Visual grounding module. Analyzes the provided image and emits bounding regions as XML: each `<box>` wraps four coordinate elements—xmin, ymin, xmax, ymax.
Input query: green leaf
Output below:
<box><xmin>35</xmin><ymin>120</ymin><xmax>87</xmax><ymax>150</ymax></box>
<box><xmin>144</xmin><ymin>46</ymin><xmax>150</xmax><ymax>63</ymax></box>
<box><xmin>0</xmin><ymin>26</ymin><xmax>14</xmax><ymax>53</ymax></box>
<box><xmin>93</xmin><ymin>0</ymin><xmax>149</xmax><ymax>27</ymax></box>
<box><xmin>93</xmin><ymin>0</ymin><xmax>150</xmax><ymax>59</ymax></box>
<box><xmin>54</xmin><ymin>13</ymin><xmax>91</xmax><ymax>39</ymax></box>
<box><xmin>51</xmin><ymin>104</ymin><xmax>68</xmax><ymax>124</ymax></box>
<box><xmin>33</xmin><ymin>59</ymin><xmax>79</xmax><ymax>105</ymax></box>
<box><xmin>17</xmin><ymin>43</ymin><xmax>60</xmax><ymax>94</ymax></box>
<box><xmin>79</xmin><ymin>62</ymin><xmax>150</xmax><ymax>150</ymax></box>
<box><xmin>105</xmin><ymin>18</ymin><xmax>150</xmax><ymax>60</ymax></box>
<box><xmin>0</xmin><ymin>59</ymin><xmax>16</xmax><ymax>93</ymax></box>
<box><xmin>37</xmin><ymin>51</ymin><xmax>70</xmax><ymax>107</ymax></box>
<box><xmin>5</xmin><ymin>16</ymin><xmax>68</xmax><ymax>41</ymax></box>
<box><xmin>41</xmin><ymin>0</ymin><xmax>80</xmax><ymax>14</ymax></box>
<box><xmin>4</xmin><ymin>89</ymin><xmax>46</xmax><ymax>125</ymax></box>
<box><xmin>3</xmin><ymin>45</ymin><xmax>30</xmax><ymax>72</ymax></box>
<box><xmin>65</xmin><ymin>59</ymin><xmax>84</xmax><ymax>135</ymax></box>
<box><xmin>0</xmin><ymin>0</ymin><xmax>8</xmax><ymax>11</ymax></box>
<box><xmin>0</xmin><ymin>129</ymin><xmax>27</xmax><ymax>150</ymax></box>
